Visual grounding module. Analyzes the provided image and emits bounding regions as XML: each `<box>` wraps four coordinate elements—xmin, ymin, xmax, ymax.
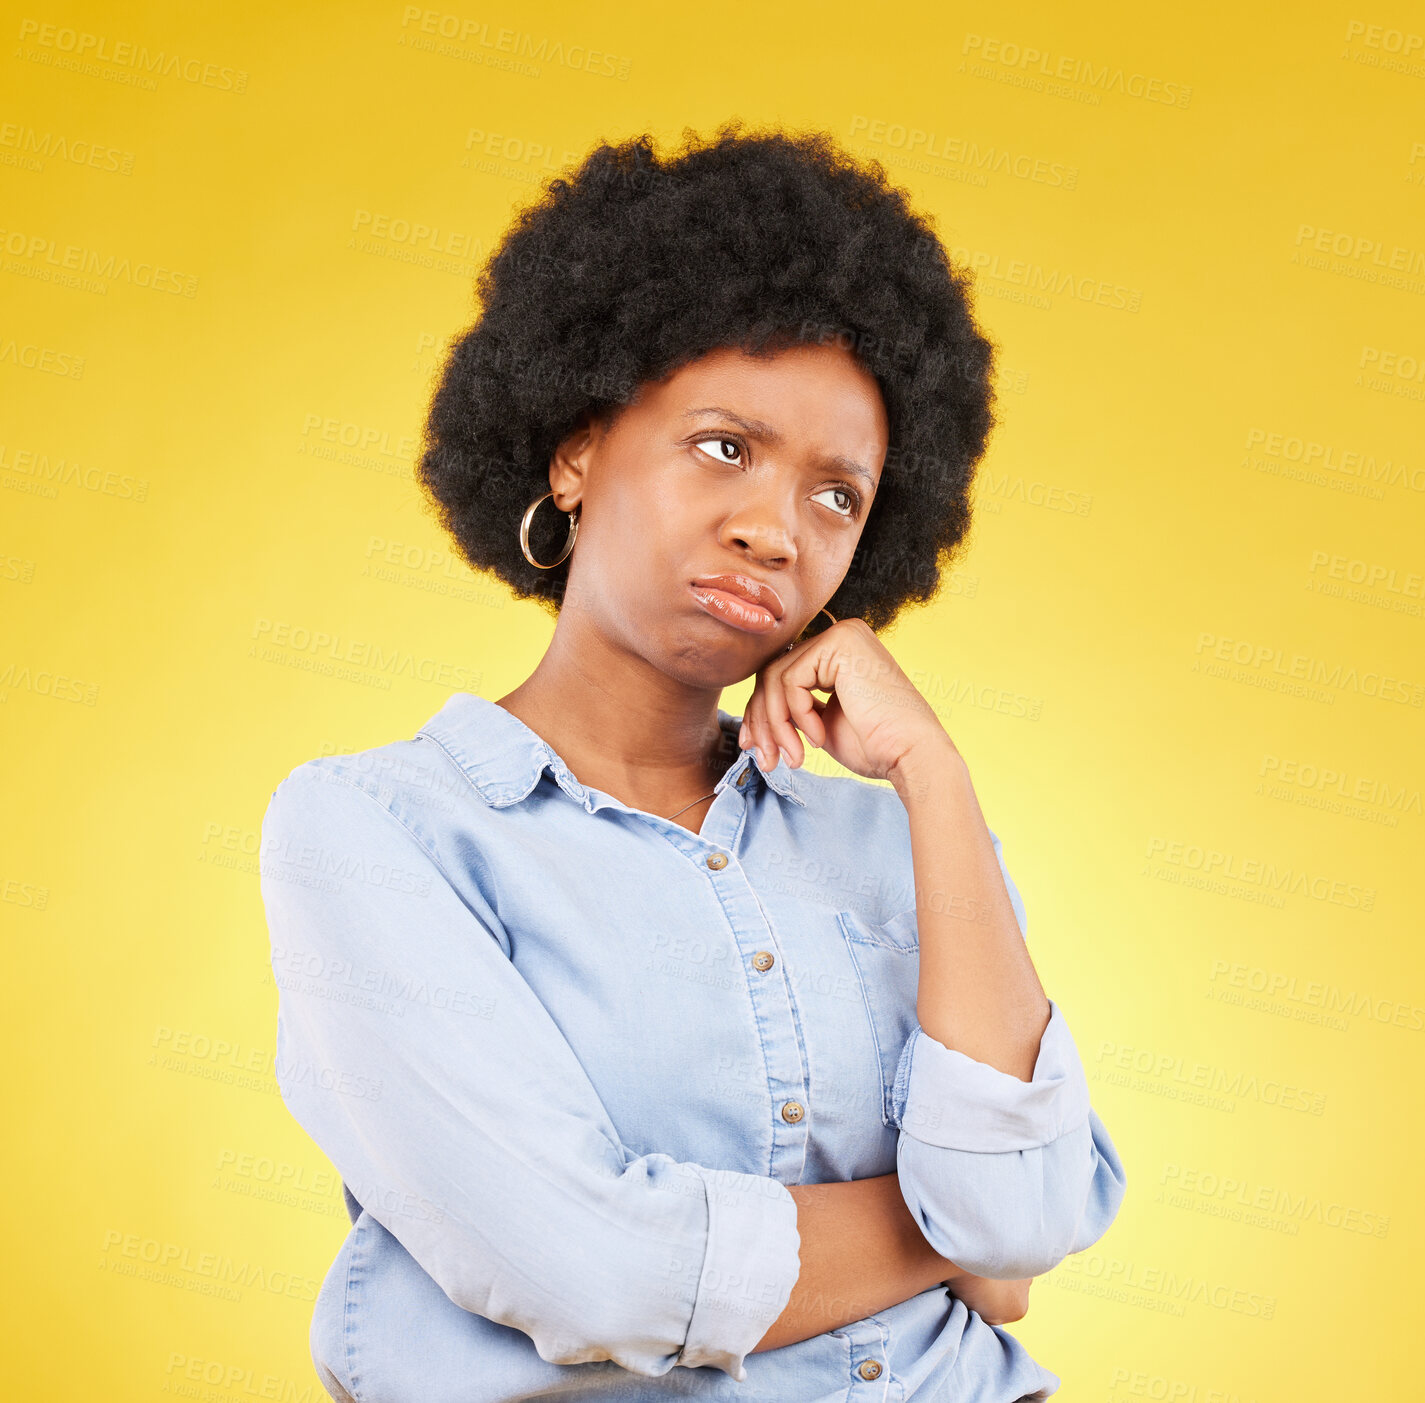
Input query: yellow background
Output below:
<box><xmin>4</xmin><ymin>1</ymin><xmax>1422</xmax><ymax>1397</ymax></box>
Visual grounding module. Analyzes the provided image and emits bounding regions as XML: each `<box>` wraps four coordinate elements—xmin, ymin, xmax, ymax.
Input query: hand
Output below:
<box><xmin>944</xmin><ymin>1271</ymin><xmax>1033</xmax><ymax>1326</ymax></box>
<box><xmin>738</xmin><ymin>617</ymin><xmax>952</xmax><ymax>784</ymax></box>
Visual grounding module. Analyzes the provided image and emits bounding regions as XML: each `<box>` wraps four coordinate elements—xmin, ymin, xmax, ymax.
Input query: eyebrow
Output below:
<box><xmin>682</xmin><ymin>405</ymin><xmax>878</xmax><ymax>490</ymax></box>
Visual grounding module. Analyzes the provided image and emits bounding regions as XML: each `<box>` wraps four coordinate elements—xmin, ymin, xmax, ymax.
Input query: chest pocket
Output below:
<box><xmin>836</xmin><ymin>907</ymin><xmax>920</xmax><ymax>1128</ymax></box>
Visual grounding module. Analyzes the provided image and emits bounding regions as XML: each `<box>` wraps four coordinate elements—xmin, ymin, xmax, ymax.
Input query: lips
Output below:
<box><xmin>689</xmin><ymin>574</ymin><xmax>785</xmax><ymax>635</ymax></box>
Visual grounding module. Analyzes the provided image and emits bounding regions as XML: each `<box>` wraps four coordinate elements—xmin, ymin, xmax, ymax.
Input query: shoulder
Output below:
<box><xmin>263</xmin><ymin>731</ymin><xmax>473</xmax><ymax>846</ymax></box>
<box><xmin>259</xmin><ymin>732</ymin><xmax>513</xmax><ymax>942</ymax></box>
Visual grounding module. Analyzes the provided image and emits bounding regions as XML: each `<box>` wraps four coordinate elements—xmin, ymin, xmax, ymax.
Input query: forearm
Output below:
<box><xmin>890</xmin><ymin>743</ymin><xmax>1049</xmax><ymax>1079</ymax></box>
<box><xmin>751</xmin><ymin>1173</ymin><xmax>964</xmax><ymax>1353</ymax></box>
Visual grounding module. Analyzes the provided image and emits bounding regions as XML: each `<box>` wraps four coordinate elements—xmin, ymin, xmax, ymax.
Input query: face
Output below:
<box><xmin>548</xmin><ymin>340</ymin><xmax>889</xmax><ymax>686</ymax></box>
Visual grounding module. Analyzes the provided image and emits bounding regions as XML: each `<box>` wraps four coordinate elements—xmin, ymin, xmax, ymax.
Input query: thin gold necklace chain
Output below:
<box><xmin>665</xmin><ymin>786</ymin><xmax>719</xmax><ymax>821</ymax></box>
<box><xmin>663</xmin><ymin>739</ymin><xmax>743</xmax><ymax>821</ymax></box>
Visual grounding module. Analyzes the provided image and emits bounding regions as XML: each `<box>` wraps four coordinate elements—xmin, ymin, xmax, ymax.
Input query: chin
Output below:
<box><xmin>658</xmin><ymin>635</ymin><xmax>770</xmax><ymax>690</ymax></box>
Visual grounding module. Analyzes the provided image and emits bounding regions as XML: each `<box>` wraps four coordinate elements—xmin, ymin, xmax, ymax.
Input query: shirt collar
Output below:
<box><xmin>415</xmin><ymin>691</ymin><xmax>806</xmax><ymax>811</ymax></box>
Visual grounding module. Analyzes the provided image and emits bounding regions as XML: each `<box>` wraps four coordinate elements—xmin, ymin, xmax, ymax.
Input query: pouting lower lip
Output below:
<box><xmin>689</xmin><ymin>584</ymin><xmax>780</xmax><ymax>634</ymax></box>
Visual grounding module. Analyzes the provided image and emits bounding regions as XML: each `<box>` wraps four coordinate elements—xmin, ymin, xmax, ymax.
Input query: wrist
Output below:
<box><xmin>870</xmin><ymin>1173</ymin><xmax>963</xmax><ymax>1292</ymax></box>
<box><xmin>896</xmin><ymin>1192</ymin><xmax>967</xmax><ymax>1289</ymax></box>
<box><xmin>888</xmin><ymin>737</ymin><xmax>967</xmax><ymax>806</ymax></box>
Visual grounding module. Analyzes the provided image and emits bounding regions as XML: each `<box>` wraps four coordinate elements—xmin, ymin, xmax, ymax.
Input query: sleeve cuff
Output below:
<box><xmin>889</xmin><ymin>998</ymin><xmax>1092</xmax><ymax>1152</ymax></box>
<box><xmin>676</xmin><ymin>1165</ymin><xmax>801</xmax><ymax>1379</ymax></box>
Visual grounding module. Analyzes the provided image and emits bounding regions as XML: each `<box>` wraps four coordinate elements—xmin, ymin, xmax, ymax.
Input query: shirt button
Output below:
<box><xmin>706</xmin><ymin>852</ymin><xmax>729</xmax><ymax>870</ymax></box>
<box><xmin>780</xmin><ymin>1100</ymin><xmax>804</xmax><ymax>1123</ymax></box>
<box><xmin>857</xmin><ymin>1359</ymin><xmax>883</xmax><ymax>1381</ymax></box>
<box><xmin>752</xmin><ymin>951</ymin><xmax>775</xmax><ymax>972</ymax></box>
<box><xmin>736</xmin><ymin>769</ymin><xmax>751</xmax><ymax>787</ymax></box>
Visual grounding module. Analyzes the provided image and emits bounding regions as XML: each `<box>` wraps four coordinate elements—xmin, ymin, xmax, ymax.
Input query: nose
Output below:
<box><xmin>721</xmin><ymin>492</ymin><xmax>798</xmax><ymax>568</ymax></box>
<box><xmin>727</xmin><ymin>524</ymin><xmax>794</xmax><ymax>567</ymax></box>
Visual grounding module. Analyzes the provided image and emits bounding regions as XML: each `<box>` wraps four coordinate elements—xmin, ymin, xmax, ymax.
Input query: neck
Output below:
<box><xmin>494</xmin><ymin>614</ymin><xmax>740</xmax><ymax>814</ymax></box>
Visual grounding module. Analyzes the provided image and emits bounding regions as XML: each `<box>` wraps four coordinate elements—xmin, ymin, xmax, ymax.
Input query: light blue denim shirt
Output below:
<box><xmin>260</xmin><ymin>690</ymin><xmax>1127</xmax><ymax>1403</ymax></box>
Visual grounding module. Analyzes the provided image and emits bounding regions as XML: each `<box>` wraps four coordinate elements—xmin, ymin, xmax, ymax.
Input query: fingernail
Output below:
<box><xmin>739</xmin><ymin>724</ymin><xmax>748</xmax><ymax>748</ymax></box>
<box><xmin>779</xmin><ymin>747</ymin><xmax>793</xmax><ymax>770</ymax></box>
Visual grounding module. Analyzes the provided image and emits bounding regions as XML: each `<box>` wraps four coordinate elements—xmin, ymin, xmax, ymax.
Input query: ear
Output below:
<box><xmin>547</xmin><ymin>407</ymin><xmax>608</xmax><ymax>509</ymax></box>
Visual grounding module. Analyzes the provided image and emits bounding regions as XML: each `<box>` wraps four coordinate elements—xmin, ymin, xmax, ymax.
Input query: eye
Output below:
<box><xmin>693</xmin><ymin>436</ymin><xmax>743</xmax><ymax>465</ymax></box>
<box><xmin>813</xmin><ymin>485</ymin><xmax>861</xmax><ymax>518</ymax></box>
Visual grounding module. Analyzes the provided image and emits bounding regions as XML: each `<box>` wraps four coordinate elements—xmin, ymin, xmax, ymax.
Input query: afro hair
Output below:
<box><xmin>415</xmin><ymin>119</ymin><xmax>1000</xmax><ymax>634</ymax></box>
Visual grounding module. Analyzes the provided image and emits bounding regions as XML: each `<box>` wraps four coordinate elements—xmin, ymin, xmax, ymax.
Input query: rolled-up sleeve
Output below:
<box><xmin>887</xmin><ymin>829</ymin><xmax>1128</xmax><ymax>1280</ymax></box>
<box><xmin>259</xmin><ymin>763</ymin><xmax>801</xmax><ymax>1380</ymax></box>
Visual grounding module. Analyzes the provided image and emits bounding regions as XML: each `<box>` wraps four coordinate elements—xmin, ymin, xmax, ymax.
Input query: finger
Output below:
<box><xmin>786</xmin><ymin>683</ymin><xmax>827</xmax><ymax>750</ymax></box>
<box><xmin>740</xmin><ymin>697</ymin><xmax>759</xmax><ymax>763</ymax></box>
<box><xmin>761</xmin><ymin>666</ymin><xmax>806</xmax><ymax>769</ymax></box>
<box><xmin>741</xmin><ymin>685</ymin><xmax>776</xmax><ymax>775</ymax></box>
<box><xmin>771</xmin><ymin>639</ymin><xmax>841</xmax><ymax>765</ymax></box>
<box><xmin>739</xmin><ymin>675</ymin><xmax>764</xmax><ymax>754</ymax></box>
<box><xmin>755</xmin><ymin>686</ymin><xmax>781</xmax><ymax>774</ymax></box>
<box><xmin>779</xmin><ymin>643</ymin><xmax>840</xmax><ymax>751</ymax></box>
<box><xmin>779</xmin><ymin>667</ymin><xmax>828</xmax><ymax>763</ymax></box>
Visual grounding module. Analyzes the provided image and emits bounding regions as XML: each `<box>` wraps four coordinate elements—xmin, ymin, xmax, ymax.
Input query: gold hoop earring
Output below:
<box><xmin>786</xmin><ymin>607</ymin><xmax>837</xmax><ymax>652</ymax></box>
<box><xmin>520</xmin><ymin>491</ymin><xmax>579</xmax><ymax>569</ymax></box>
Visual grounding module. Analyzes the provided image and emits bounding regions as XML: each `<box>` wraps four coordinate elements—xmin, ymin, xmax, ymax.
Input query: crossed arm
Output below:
<box><xmin>264</xmin><ymin>764</ymin><xmax>1119</xmax><ymax>1380</ymax></box>
<box><xmin>758</xmin><ymin>744</ymin><xmax>1127</xmax><ymax>1351</ymax></box>
<box><xmin>752</xmin><ymin>1173</ymin><xmax>1033</xmax><ymax>1354</ymax></box>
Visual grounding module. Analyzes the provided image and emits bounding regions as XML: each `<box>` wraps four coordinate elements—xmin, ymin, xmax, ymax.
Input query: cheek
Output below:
<box><xmin>800</xmin><ymin>531</ymin><xmax>858</xmax><ymax>593</ymax></box>
<box><xmin>585</xmin><ymin>474</ymin><xmax>693</xmax><ymax>586</ymax></box>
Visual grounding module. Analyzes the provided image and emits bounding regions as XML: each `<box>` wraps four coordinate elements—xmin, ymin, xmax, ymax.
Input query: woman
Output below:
<box><xmin>261</xmin><ymin>122</ymin><xmax>1127</xmax><ymax>1403</ymax></box>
